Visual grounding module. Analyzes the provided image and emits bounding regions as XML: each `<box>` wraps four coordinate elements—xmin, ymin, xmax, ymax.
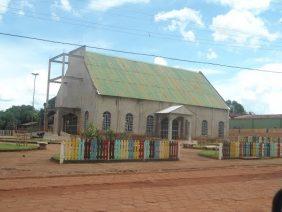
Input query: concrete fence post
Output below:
<box><xmin>218</xmin><ymin>143</ymin><xmax>223</xmax><ymax>160</ymax></box>
<box><xmin>59</xmin><ymin>141</ymin><xmax>65</xmax><ymax>164</ymax></box>
<box><xmin>143</xmin><ymin>141</ymin><xmax>146</xmax><ymax>161</ymax></box>
<box><xmin>177</xmin><ymin>140</ymin><xmax>181</xmax><ymax>160</ymax></box>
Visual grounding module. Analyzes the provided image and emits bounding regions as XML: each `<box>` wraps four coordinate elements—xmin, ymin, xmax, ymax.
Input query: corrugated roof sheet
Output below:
<box><xmin>84</xmin><ymin>51</ymin><xmax>228</xmax><ymax>110</ymax></box>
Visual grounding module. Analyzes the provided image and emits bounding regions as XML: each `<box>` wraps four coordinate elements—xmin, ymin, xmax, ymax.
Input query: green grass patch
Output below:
<box><xmin>198</xmin><ymin>150</ymin><xmax>219</xmax><ymax>159</ymax></box>
<box><xmin>52</xmin><ymin>153</ymin><xmax>60</xmax><ymax>161</ymax></box>
<box><xmin>0</xmin><ymin>142</ymin><xmax>38</xmax><ymax>151</ymax></box>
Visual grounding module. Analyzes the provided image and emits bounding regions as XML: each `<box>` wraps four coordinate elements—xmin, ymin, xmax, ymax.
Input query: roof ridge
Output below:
<box><xmin>84</xmin><ymin>51</ymin><xmax>229</xmax><ymax>110</ymax></box>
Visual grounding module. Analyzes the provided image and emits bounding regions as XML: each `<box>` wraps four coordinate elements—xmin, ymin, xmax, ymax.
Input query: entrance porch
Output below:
<box><xmin>54</xmin><ymin>107</ymin><xmax>81</xmax><ymax>135</ymax></box>
<box><xmin>155</xmin><ymin>105</ymin><xmax>192</xmax><ymax>141</ymax></box>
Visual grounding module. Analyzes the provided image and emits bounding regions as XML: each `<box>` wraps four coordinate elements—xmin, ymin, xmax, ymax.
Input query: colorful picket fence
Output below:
<box><xmin>221</xmin><ymin>136</ymin><xmax>282</xmax><ymax>159</ymax></box>
<box><xmin>60</xmin><ymin>138</ymin><xmax>179</xmax><ymax>163</ymax></box>
<box><xmin>0</xmin><ymin>130</ymin><xmax>14</xmax><ymax>137</ymax></box>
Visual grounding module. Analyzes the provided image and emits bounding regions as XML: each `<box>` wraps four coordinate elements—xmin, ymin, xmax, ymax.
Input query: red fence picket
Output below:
<box><xmin>109</xmin><ymin>140</ymin><xmax>115</xmax><ymax>160</ymax></box>
<box><xmin>139</xmin><ymin>140</ymin><xmax>144</xmax><ymax>159</ymax></box>
<box><xmin>84</xmin><ymin>139</ymin><xmax>91</xmax><ymax>160</ymax></box>
<box><xmin>62</xmin><ymin>139</ymin><xmax>180</xmax><ymax>163</ymax></box>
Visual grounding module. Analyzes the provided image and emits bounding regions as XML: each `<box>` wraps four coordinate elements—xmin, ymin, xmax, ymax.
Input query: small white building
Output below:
<box><xmin>46</xmin><ymin>47</ymin><xmax>229</xmax><ymax>140</ymax></box>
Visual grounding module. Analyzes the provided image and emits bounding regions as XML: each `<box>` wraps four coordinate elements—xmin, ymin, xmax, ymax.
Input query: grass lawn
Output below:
<box><xmin>52</xmin><ymin>153</ymin><xmax>60</xmax><ymax>161</ymax></box>
<box><xmin>198</xmin><ymin>150</ymin><xmax>219</xmax><ymax>159</ymax></box>
<box><xmin>0</xmin><ymin>142</ymin><xmax>38</xmax><ymax>151</ymax></box>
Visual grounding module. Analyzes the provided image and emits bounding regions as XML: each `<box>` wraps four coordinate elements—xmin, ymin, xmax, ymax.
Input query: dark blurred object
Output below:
<box><xmin>272</xmin><ymin>189</ymin><xmax>282</xmax><ymax>212</ymax></box>
<box><xmin>31</xmin><ymin>131</ymin><xmax>45</xmax><ymax>138</ymax></box>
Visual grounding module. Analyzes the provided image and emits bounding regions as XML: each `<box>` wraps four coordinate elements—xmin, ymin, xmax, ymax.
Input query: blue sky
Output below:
<box><xmin>0</xmin><ymin>0</ymin><xmax>282</xmax><ymax>114</ymax></box>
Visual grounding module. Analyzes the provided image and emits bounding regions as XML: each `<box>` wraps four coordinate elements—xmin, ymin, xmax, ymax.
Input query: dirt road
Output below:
<box><xmin>1</xmin><ymin>145</ymin><xmax>282</xmax><ymax>211</ymax></box>
<box><xmin>1</xmin><ymin>165</ymin><xmax>282</xmax><ymax>211</ymax></box>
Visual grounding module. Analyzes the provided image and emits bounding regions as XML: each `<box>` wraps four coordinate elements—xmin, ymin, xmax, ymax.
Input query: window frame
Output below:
<box><xmin>84</xmin><ymin>111</ymin><xmax>89</xmax><ymax>130</ymax></box>
<box><xmin>172</xmin><ymin>119</ymin><xmax>179</xmax><ymax>140</ymax></box>
<box><xmin>125</xmin><ymin>113</ymin><xmax>133</xmax><ymax>132</ymax></box>
<box><xmin>201</xmin><ymin>120</ymin><xmax>208</xmax><ymax>136</ymax></box>
<box><xmin>218</xmin><ymin>121</ymin><xmax>224</xmax><ymax>138</ymax></box>
<box><xmin>160</xmin><ymin>118</ymin><xmax>168</xmax><ymax>139</ymax></box>
<box><xmin>146</xmin><ymin>115</ymin><xmax>154</xmax><ymax>136</ymax></box>
<box><xmin>102</xmin><ymin>111</ymin><xmax>111</xmax><ymax>131</ymax></box>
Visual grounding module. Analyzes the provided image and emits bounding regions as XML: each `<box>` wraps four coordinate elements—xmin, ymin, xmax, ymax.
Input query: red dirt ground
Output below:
<box><xmin>0</xmin><ymin>144</ymin><xmax>282</xmax><ymax>211</ymax></box>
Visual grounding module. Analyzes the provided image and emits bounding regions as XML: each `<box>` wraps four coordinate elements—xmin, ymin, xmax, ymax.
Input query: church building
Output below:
<box><xmin>46</xmin><ymin>46</ymin><xmax>229</xmax><ymax>140</ymax></box>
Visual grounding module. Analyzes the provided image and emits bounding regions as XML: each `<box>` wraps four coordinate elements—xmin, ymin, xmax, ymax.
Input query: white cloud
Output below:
<box><xmin>0</xmin><ymin>0</ymin><xmax>11</xmax><ymax>20</ymax></box>
<box><xmin>0</xmin><ymin>38</ymin><xmax>112</xmax><ymax>110</ymax></box>
<box><xmin>51</xmin><ymin>1</ymin><xmax>60</xmax><ymax>21</ymax></box>
<box><xmin>51</xmin><ymin>11</ymin><xmax>60</xmax><ymax>21</ymax></box>
<box><xmin>210</xmin><ymin>0</ymin><xmax>278</xmax><ymax>46</ymax></box>
<box><xmin>214</xmin><ymin>63</ymin><xmax>282</xmax><ymax>114</ymax></box>
<box><xmin>206</xmin><ymin>48</ymin><xmax>218</xmax><ymax>60</ymax></box>
<box><xmin>51</xmin><ymin>0</ymin><xmax>78</xmax><ymax>20</ymax></box>
<box><xmin>211</xmin><ymin>0</ymin><xmax>271</xmax><ymax>13</ymax></box>
<box><xmin>154</xmin><ymin>57</ymin><xmax>168</xmax><ymax>66</ymax></box>
<box><xmin>89</xmin><ymin>0</ymin><xmax>150</xmax><ymax>11</ymax></box>
<box><xmin>154</xmin><ymin>7</ymin><xmax>204</xmax><ymax>42</ymax></box>
<box><xmin>0</xmin><ymin>69</ymin><xmax>60</xmax><ymax>110</ymax></box>
<box><xmin>180</xmin><ymin>30</ymin><xmax>196</xmax><ymax>42</ymax></box>
<box><xmin>155</xmin><ymin>8</ymin><xmax>204</xmax><ymax>26</ymax></box>
<box><xmin>60</xmin><ymin>0</ymin><xmax>72</xmax><ymax>12</ymax></box>
<box><xmin>18</xmin><ymin>0</ymin><xmax>34</xmax><ymax>16</ymax></box>
<box><xmin>0</xmin><ymin>42</ymin><xmax>68</xmax><ymax>110</ymax></box>
<box><xmin>211</xmin><ymin>9</ymin><xmax>278</xmax><ymax>45</ymax></box>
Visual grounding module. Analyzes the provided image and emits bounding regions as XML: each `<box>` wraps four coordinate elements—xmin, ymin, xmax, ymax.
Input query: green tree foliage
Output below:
<box><xmin>105</xmin><ymin>129</ymin><xmax>115</xmax><ymax>141</ymax></box>
<box><xmin>226</xmin><ymin>100</ymin><xmax>246</xmax><ymax>115</ymax></box>
<box><xmin>0</xmin><ymin>105</ymin><xmax>39</xmax><ymax>130</ymax></box>
<box><xmin>82</xmin><ymin>124</ymin><xmax>99</xmax><ymax>139</ymax></box>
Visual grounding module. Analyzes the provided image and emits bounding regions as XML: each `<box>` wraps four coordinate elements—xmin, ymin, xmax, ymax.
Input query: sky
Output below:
<box><xmin>0</xmin><ymin>0</ymin><xmax>282</xmax><ymax>114</ymax></box>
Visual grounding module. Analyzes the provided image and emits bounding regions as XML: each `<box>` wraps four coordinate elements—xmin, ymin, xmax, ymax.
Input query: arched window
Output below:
<box><xmin>125</xmin><ymin>113</ymin><xmax>133</xmax><ymax>132</ymax></box>
<box><xmin>103</xmin><ymin>111</ymin><xmax>111</xmax><ymax>131</ymax></box>
<box><xmin>218</xmin><ymin>121</ymin><xmax>224</xmax><ymax>138</ymax></box>
<box><xmin>84</xmin><ymin>111</ymin><xmax>89</xmax><ymax>130</ymax></box>
<box><xmin>201</xmin><ymin>120</ymin><xmax>208</xmax><ymax>136</ymax></box>
<box><xmin>146</xmin><ymin>115</ymin><xmax>154</xmax><ymax>136</ymax></box>
<box><xmin>161</xmin><ymin>118</ymin><xmax>168</xmax><ymax>139</ymax></box>
<box><xmin>172</xmin><ymin>119</ymin><xmax>179</xmax><ymax>139</ymax></box>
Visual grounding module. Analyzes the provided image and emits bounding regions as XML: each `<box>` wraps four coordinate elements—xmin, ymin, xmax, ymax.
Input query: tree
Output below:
<box><xmin>226</xmin><ymin>100</ymin><xmax>246</xmax><ymax>116</ymax></box>
<box><xmin>0</xmin><ymin>105</ymin><xmax>40</xmax><ymax>130</ymax></box>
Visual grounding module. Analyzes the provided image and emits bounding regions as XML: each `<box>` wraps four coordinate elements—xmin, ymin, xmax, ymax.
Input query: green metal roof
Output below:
<box><xmin>84</xmin><ymin>51</ymin><xmax>228</xmax><ymax>110</ymax></box>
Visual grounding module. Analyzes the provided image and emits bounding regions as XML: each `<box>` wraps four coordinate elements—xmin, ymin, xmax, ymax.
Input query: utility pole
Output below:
<box><xmin>32</xmin><ymin>73</ymin><xmax>39</xmax><ymax>108</ymax></box>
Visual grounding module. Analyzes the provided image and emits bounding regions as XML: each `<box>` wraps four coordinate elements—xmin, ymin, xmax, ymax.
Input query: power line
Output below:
<box><xmin>0</xmin><ymin>31</ymin><xmax>281</xmax><ymax>74</ymax></box>
<box><xmin>2</xmin><ymin>4</ymin><xmax>282</xmax><ymax>52</ymax></box>
<box><xmin>4</xmin><ymin>9</ymin><xmax>282</xmax><ymax>53</ymax></box>
<box><xmin>19</xmin><ymin>1</ymin><xmax>282</xmax><ymax>42</ymax></box>
<box><xmin>3</xmin><ymin>1</ymin><xmax>280</xmax><ymax>41</ymax></box>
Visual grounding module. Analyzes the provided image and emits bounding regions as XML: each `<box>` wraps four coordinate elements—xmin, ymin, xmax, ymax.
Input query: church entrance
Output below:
<box><xmin>172</xmin><ymin>119</ymin><xmax>179</xmax><ymax>139</ymax></box>
<box><xmin>160</xmin><ymin>118</ymin><xmax>168</xmax><ymax>139</ymax></box>
<box><xmin>156</xmin><ymin>105</ymin><xmax>193</xmax><ymax>141</ymax></box>
<box><xmin>63</xmin><ymin>113</ymin><xmax>78</xmax><ymax>135</ymax></box>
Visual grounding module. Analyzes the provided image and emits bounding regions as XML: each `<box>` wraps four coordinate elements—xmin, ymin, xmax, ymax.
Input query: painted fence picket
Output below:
<box><xmin>90</xmin><ymin>139</ymin><xmax>97</xmax><ymax>160</ymax></box>
<box><xmin>221</xmin><ymin>136</ymin><xmax>282</xmax><ymax>160</ymax></box>
<box><xmin>60</xmin><ymin>139</ymin><xmax>180</xmax><ymax>163</ymax></box>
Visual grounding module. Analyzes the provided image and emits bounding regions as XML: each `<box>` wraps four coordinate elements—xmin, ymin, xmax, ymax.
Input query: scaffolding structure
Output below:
<box><xmin>44</xmin><ymin>52</ymin><xmax>68</xmax><ymax>131</ymax></box>
<box><xmin>44</xmin><ymin>46</ymin><xmax>85</xmax><ymax>132</ymax></box>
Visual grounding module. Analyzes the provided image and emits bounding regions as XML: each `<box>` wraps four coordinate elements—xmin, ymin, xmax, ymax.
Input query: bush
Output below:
<box><xmin>105</xmin><ymin>129</ymin><xmax>115</xmax><ymax>141</ymax></box>
<box><xmin>81</xmin><ymin>124</ymin><xmax>99</xmax><ymax>139</ymax></box>
<box><xmin>198</xmin><ymin>150</ymin><xmax>219</xmax><ymax>159</ymax></box>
